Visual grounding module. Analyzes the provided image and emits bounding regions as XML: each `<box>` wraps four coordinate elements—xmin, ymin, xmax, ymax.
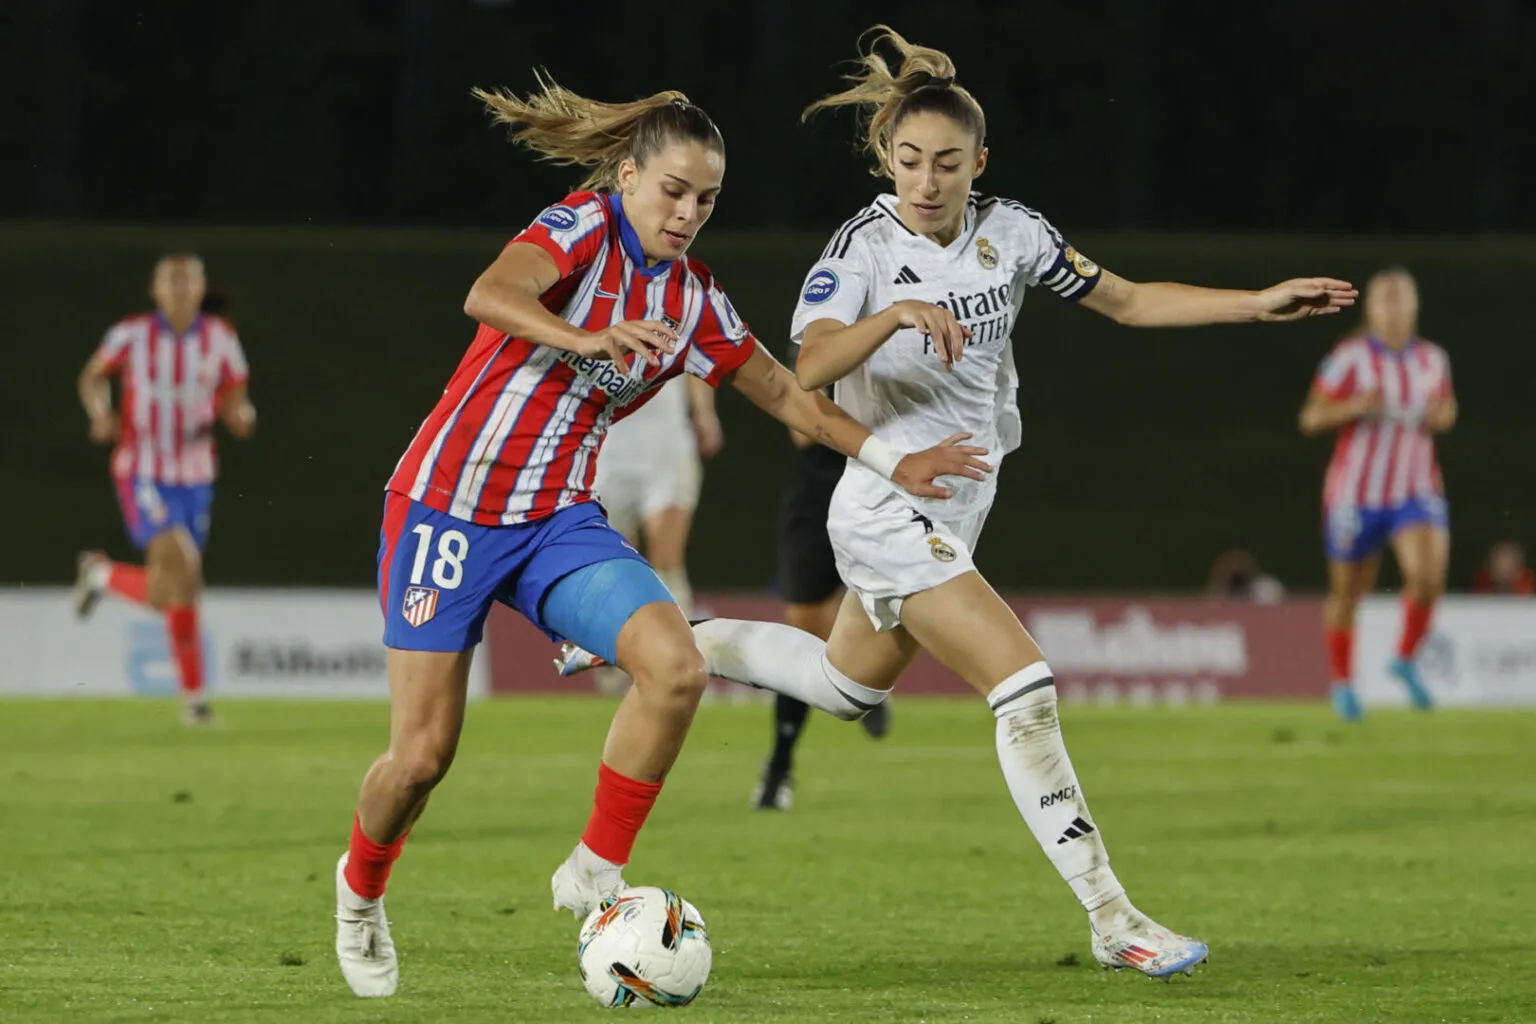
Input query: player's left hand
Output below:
<box><xmin>892</xmin><ymin>433</ymin><xmax>993</xmax><ymax>499</ymax></box>
<box><xmin>692</xmin><ymin>410</ymin><xmax>725</xmax><ymax>459</ymax></box>
<box><xmin>223</xmin><ymin>401</ymin><xmax>257</xmax><ymax>439</ymax></box>
<box><xmin>1254</xmin><ymin>278</ymin><xmax>1358</xmax><ymax>321</ymax></box>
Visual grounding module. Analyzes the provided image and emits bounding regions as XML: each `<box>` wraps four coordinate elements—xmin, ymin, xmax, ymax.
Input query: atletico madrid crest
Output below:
<box><xmin>402</xmin><ymin>585</ymin><xmax>439</xmax><ymax>627</ymax></box>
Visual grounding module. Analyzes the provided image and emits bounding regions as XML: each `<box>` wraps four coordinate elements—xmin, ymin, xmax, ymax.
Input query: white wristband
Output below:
<box><xmin>856</xmin><ymin>435</ymin><xmax>905</xmax><ymax>480</ymax></box>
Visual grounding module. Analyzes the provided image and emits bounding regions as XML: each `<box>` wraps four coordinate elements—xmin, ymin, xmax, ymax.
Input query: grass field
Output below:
<box><xmin>1</xmin><ymin>698</ymin><xmax>1532</xmax><ymax>1024</ymax></box>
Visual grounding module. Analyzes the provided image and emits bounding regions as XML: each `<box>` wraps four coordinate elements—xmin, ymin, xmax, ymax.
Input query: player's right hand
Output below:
<box><xmin>88</xmin><ymin>412</ymin><xmax>120</xmax><ymax>445</ymax></box>
<box><xmin>891</xmin><ymin>300</ymin><xmax>971</xmax><ymax>370</ymax></box>
<box><xmin>1350</xmin><ymin>390</ymin><xmax>1384</xmax><ymax>419</ymax></box>
<box><xmin>581</xmin><ymin>320</ymin><xmax>678</xmax><ymax>370</ymax></box>
<box><xmin>892</xmin><ymin>432</ymin><xmax>992</xmax><ymax>499</ymax></box>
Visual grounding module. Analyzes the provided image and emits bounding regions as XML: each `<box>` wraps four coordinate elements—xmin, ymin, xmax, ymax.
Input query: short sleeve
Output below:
<box><xmin>95</xmin><ymin>322</ymin><xmax>134</xmax><ymax>371</ymax></box>
<box><xmin>1314</xmin><ymin>344</ymin><xmax>1360</xmax><ymax>400</ymax></box>
<box><xmin>789</xmin><ymin>223</ymin><xmax>876</xmax><ymax>343</ymax></box>
<box><xmin>213</xmin><ymin>320</ymin><xmax>250</xmax><ymax>391</ymax></box>
<box><xmin>1433</xmin><ymin>346</ymin><xmax>1454</xmax><ymax>400</ymax></box>
<box><xmin>684</xmin><ymin>277</ymin><xmax>757</xmax><ymax>387</ymax></box>
<box><xmin>509</xmin><ymin>191</ymin><xmax>609</xmax><ymax>279</ymax></box>
<box><xmin>1012</xmin><ymin>206</ymin><xmax>1101</xmax><ymax>303</ymax></box>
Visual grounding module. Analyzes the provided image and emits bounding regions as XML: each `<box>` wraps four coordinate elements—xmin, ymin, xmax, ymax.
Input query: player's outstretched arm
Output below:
<box><xmin>464</xmin><ymin>243</ymin><xmax>677</xmax><ymax>367</ymax></box>
<box><xmin>1080</xmin><ymin>269</ymin><xmax>1358</xmax><ymax>328</ymax></box>
<box><xmin>77</xmin><ymin>355</ymin><xmax>118</xmax><ymax>445</ymax></box>
<box><xmin>725</xmin><ymin>344</ymin><xmax>991</xmax><ymax>499</ymax></box>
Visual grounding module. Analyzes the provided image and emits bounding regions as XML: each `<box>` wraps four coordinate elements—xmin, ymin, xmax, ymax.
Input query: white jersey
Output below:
<box><xmin>790</xmin><ymin>192</ymin><xmax>1103</xmax><ymax>518</ymax></box>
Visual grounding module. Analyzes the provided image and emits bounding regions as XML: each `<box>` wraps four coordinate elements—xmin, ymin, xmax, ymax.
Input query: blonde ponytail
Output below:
<box><xmin>803</xmin><ymin>25</ymin><xmax>985</xmax><ymax>177</ymax></box>
<box><xmin>472</xmin><ymin>70</ymin><xmax>722</xmax><ymax>191</ymax></box>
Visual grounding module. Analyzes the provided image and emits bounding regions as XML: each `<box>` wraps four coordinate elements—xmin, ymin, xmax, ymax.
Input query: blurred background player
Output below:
<box><xmin>72</xmin><ymin>253</ymin><xmax>255</xmax><ymax>726</ymax></box>
<box><xmin>753</xmin><ymin>361</ymin><xmax>890</xmax><ymax>812</ymax></box>
<box><xmin>1473</xmin><ymin>540</ymin><xmax>1534</xmax><ymax>595</ymax></box>
<box><xmin>1300</xmin><ymin>267</ymin><xmax>1455</xmax><ymax>721</ymax></box>
<box><xmin>594</xmin><ymin>374</ymin><xmax>723</xmax><ymax>620</ymax></box>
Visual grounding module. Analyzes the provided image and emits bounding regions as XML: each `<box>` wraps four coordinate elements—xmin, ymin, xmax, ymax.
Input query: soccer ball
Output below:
<box><xmin>577</xmin><ymin>886</ymin><xmax>712</xmax><ymax>1009</ymax></box>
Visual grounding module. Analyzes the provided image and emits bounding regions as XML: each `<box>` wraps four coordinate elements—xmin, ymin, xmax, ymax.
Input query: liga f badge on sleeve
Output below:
<box><xmin>402</xmin><ymin>585</ymin><xmax>439</xmax><ymax>627</ymax></box>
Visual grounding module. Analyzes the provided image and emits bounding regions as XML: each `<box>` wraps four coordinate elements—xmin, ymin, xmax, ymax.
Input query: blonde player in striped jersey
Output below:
<box><xmin>594</xmin><ymin>374</ymin><xmax>723</xmax><ymax>620</ymax></box>
<box><xmin>1300</xmin><ymin>267</ymin><xmax>1455</xmax><ymax>721</ymax></box>
<box><xmin>561</xmin><ymin>25</ymin><xmax>1355</xmax><ymax>978</ymax></box>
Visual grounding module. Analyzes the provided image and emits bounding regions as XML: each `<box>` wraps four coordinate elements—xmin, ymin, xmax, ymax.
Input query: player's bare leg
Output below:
<box><xmin>1386</xmin><ymin>524</ymin><xmax>1448</xmax><ymax>710</ymax></box>
<box><xmin>1324</xmin><ymin>555</ymin><xmax>1381</xmax><ymax>721</ymax></box>
<box><xmin>640</xmin><ymin>506</ymin><xmax>696</xmax><ymax>618</ymax></box>
<box><xmin>899</xmin><ymin>571</ymin><xmax>1208</xmax><ymax>979</ymax></box>
<box><xmin>132</xmin><ymin>528</ymin><xmax>211</xmax><ymax>726</ymax></box>
<box><xmin>336</xmin><ymin>648</ymin><xmax>472</xmax><ymax>998</ymax></box>
<box><xmin>552</xmin><ymin>601</ymin><xmax>710</xmax><ymax>917</ymax></box>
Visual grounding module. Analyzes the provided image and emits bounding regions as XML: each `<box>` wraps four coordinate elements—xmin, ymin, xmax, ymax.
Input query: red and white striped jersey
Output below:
<box><xmin>388</xmin><ymin>191</ymin><xmax>756</xmax><ymax>526</ymax></box>
<box><xmin>1314</xmin><ymin>334</ymin><xmax>1453</xmax><ymax>509</ymax></box>
<box><xmin>95</xmin><ymin>313</ymin><xmax>249</xmax><ymax>484</ymax></box>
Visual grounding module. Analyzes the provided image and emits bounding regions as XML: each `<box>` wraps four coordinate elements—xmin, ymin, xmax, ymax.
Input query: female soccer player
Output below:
<box><xmin>1299</xmin><ymin>267</ymin><xmax>1454</xmax><ymax>721</ymax></box>
<box><xmin>593</xmin><ymin>373</ymin><xmax>722</xmax><ymax>618</ymax></box>
<box><xmin>332</xmin><ymin>73</ymin><xmax>989</xmax><ymax>998</ymax></box>
<box><xmin>72</xmin><ymin>253</ymin><xmax>255</xmax><ymax>726</ymax></box>
<box><xmin>563</xmin><ymin>27</ymin><xmax>1356</xmax><ymax>977</ymax></box>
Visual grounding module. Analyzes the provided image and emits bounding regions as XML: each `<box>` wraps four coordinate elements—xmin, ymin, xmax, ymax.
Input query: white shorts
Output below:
<box><xmin>595</xmin><ymin>450</ymin><xmax>702</xmax><ymax>539</ymax></box>
<box><xmin>826</xmin><ymin>478</ymin><xmax>991</xmax><ymax>632</ymax></box>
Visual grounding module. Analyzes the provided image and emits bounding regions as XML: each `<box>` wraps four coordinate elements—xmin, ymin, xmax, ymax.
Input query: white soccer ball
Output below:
<box><xmin>577</xmin><ymin>886</ymin><xmax>712</xmax><ymax>1009</ymax></box>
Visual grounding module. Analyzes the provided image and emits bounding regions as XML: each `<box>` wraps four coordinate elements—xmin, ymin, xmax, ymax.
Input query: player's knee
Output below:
<box><xmin>392</xmin><ymin>736</ymin><xmax>458</xmax><ymax>793</ymax></box>
<box><xmin>630</xmin><ymin>641</ymin><xmax>709</xmax><ymax>709</ymax></box>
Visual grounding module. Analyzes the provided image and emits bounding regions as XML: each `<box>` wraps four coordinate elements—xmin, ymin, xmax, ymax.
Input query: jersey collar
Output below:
<box><xmin>875</xmin><ymin>194</ymin><xmax>977</xmax><ymax>253</ymax></box>
<box><xmin>608</xmin><ymin>193</ymin><xmax>675</xmax><ymax>279</ymax></box>
<box><xmin>155</xmin><ymin>311</ymin><xmax>204</xmax><ymax>338</ymax></box>
<box><xmin>1367</xmin><ymin>334</ymin><xmax>1418</xmax><ymax>356</ymax></box>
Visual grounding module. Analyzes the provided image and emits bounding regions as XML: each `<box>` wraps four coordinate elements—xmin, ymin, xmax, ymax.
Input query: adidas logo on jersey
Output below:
<box><xmin>893</xmin><ymin>265</ymin><xmax>922</xmax><ymax>285</ymax></box>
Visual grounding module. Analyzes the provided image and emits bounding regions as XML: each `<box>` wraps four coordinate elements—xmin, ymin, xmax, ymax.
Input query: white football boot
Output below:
<box><xmin>335</xmin><ymin>854</ymin><xmax>399</xmax><ymax>997</ymax></box>
<box><xmin>552</xmin><ymin>641</ymin><xmax>605</xmax><ymax>677</ymax></box>
<box><xmin>1091</xmin><ymin>904</ymin><xmax>1209</xmax><ymax>979</ymax></box>
<box><xmin>551</xmin><ymin>842</ymin><xmax>627</xmax><ymax>918</ymax></box>
<box><xmin>73</xmin><ymin>551</ymin><xmax>108</xmax><ymax>620</ymax></box>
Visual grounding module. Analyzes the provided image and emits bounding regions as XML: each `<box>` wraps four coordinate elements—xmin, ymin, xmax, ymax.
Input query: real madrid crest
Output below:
<box><xmin>927</xmin><ymin>536</ymin><xmax>957</xmax><ymax>562</ymax></box>
<box><xmin>1064</xmin><ymin>245</ymin><xmax>1099</xmax><ymax>279</ymax></box>
<box><xmin>975</xmin><ymin>236</ymin><xmax>1000</xmax><ymax>270</ymax></box>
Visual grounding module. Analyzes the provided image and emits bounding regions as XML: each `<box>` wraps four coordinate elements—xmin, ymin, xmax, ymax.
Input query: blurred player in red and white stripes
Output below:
<box><xmin>1299</xmin><ymin>267</ymin><xmax>1454</xmax><ymax>720</ymax></box>
<box><xmin>73</xmin><ymin>254</ymin><xmax>256</xmax><ymax>725</ymax></box>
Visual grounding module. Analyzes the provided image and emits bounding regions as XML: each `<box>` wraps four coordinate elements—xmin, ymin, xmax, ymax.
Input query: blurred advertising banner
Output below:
<box><xmin>1355</xmin><ymin>596</ymin><xmax>1536</xmax><ymax>708</ymax></box>
<box><xmin>0</xmin><ymin>588</ymin><xmax>488</xmax><ymax>699</ymax></box>
<box><xmin>486</xmin><ymin>595</ymin><xmax>1333</xmax><ymax>705</ymax></box>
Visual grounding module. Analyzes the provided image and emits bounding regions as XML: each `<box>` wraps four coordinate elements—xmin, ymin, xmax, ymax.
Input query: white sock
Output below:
<box><xmin>657</xmin><ymin>568</ymin><xmax>694</xmax><ymax>620</ymax></box>
<box><xmin>990</xmin><ymin>662</ymin><xmax>1126</xmax><ymax>914</ymax></box>
<box><xmin>691</xmin><ymin>618</ymin><xmax>887</xmax><ymax>721</ymax></box>
<box><xmin>88</xmin><ymin>559</ymin><xmax>111</xmax><ymax>590</ymax></box>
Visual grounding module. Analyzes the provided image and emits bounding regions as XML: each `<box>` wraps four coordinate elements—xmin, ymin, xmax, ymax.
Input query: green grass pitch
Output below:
<box><xmin>1</xmin><ymin>698</ymin><xmax>1531</xmax><ymax>1023</ymax></box>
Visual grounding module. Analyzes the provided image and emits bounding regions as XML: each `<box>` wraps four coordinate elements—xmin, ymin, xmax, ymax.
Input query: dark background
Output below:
<box><xmin>3</xmin><ymin>0</ymin><xmax>1531</xmax><ymax>591</ymax></box>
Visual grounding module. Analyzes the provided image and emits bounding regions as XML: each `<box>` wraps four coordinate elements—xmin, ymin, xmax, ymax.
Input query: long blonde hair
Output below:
<box><xmin>803</xmin><ymin>25</ymin><xmax>986</xmax><ymax>177</ymax></box>
<box><xmin>471</xmin><ymin>70</ymin><xmax>723</xmax><ymax>191</ymax></box>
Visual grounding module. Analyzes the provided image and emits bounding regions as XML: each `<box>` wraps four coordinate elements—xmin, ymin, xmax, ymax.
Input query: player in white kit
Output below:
<box><xmin>595</xmin><ymin>374</ymin><xmax>723</xmax><ymax>618</ymax></box>
<box><xmin>559</xmin><ymin>26</ymin><xmax>1356</xmax><ymax>979</ymax></box>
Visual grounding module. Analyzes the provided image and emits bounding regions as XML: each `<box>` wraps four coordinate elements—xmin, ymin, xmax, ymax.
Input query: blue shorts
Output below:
<box><xmin>1324</xmin><ymin>494</ymin><xmax>1449</xmax><ymax>563</ymax></box>
<box><xmin>115</xmin><ymin>478</ymin><xmax>213</xmax><ymax>551</ymax></box>
<box><xmin>377</xmin><ymin>492</ymin><xmax>674</xmax><ymax>661</ymax></box>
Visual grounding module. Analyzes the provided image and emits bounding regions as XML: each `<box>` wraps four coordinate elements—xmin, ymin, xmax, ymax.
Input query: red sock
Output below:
<box><xmin>106</xmin><ymin>563</ymin><xmax>149</xmax><ymax>605</ymax></box>
<box><xmin>1398</xmin><ymin>598</ymin><xmax>1434</xmax><ymax>660</ymax></box>
<box><xmin>1324</xmin><ymin>626</ymin><xmax>1353</xmax><ymax>682</ymax></box>
<box><xmin>164</xmin><ymin>605</ymin><xmax>204</xmax><ymax>698</ymax></box>
<box><xmin>581</xmin><ymin>763</ymin><xmax>664</xmax><ymax>865</ymax></box>
<box><xmin>344</xmin><ymin>815</ymin><xmax>409</xmax><ymax>899</ymax></box>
